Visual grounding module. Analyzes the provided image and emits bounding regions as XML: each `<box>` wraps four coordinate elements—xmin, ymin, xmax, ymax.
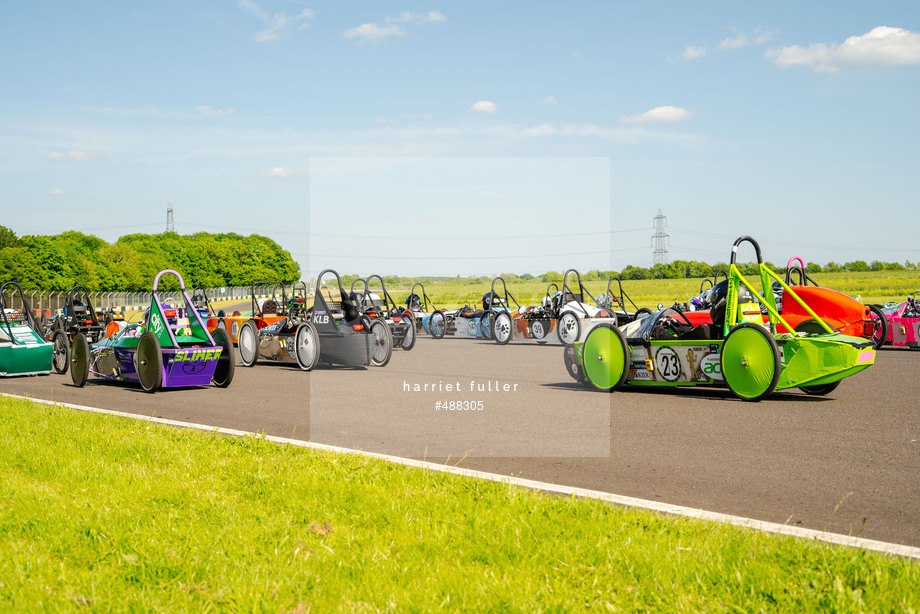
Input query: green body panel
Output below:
<box><xmin>775</xmin><ymin>334</ymin><xmax>875</xmax><ymax>390</ymax></box>
<box><xmin>0</xmin><ymin>325</ymin><xmax>53</xmax><ymax>376</ymax></box>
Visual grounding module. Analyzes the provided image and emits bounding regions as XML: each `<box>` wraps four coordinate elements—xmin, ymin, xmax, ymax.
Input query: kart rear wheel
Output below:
<box><xmin>799</xmin><ymin>381</ymin><xmax>841</xmax><ymax>396</ymax></box>
<box><xmin>493</xmin><ymin>311</ymin><xmax>513</xmax><ymax>345</ymax></box>
<box><xmin>868</xmin><ymin>304</ymin><xmax>888</xmax><ymax>350</ymax></box>
<box><xmin>238</xmin><ymin>320</ymin><xmax>259</xmax><ymax>367</ymax></box>
<box><xmin>294</xmin><ymin>322</ymin><xmax>320</xmax><ymax>371</ymax></box>
<box><xmin>70</xmin><ymin>333</ymin><xmax>90</xmax><ymax>387</ymax></box>
<box><xmin>635</xmin><ymin>308</ymin><xmax>653</xmax><ymax>319</ymax></box>
<box><xmin>480</xmin><ymin>312</ymin><xmax>495</xmax><ymax>339</ymax></box>
<box><xmin>721</xmin><ymin>323</ymin><xmax>780</xmax><ymax>402</ymax></box>
<box><xmin>370</xmin><ymin>320</ymin><xmax>392</xmax><ymax>367</ymax></box>
<box><xmin>136</xmin><ymin>332</ymin><xmax>163</xmax><ymax>393</ymax></box>
<box><xmin>211</xmin><ymin>327</ymin><xmax>236</xmax><ymax>387</ymax></box>
<box><xmin>557</xmin><ymin>312</ymin><xmax>581</xmax><ymax>345</ymax></box>
<box><xmin>399</xmin><ymin>312</ymin><xmax>416</xmax><ymax>351</ymax></box>
<box><xmin>430</xmin><ymin>310</ymin><xmax>446</xmax><ymax>339</ymax></box>
<box><xmin>581</xmin><ymin>323</ymin><xmax>628</xmax><ymax>392</ymax></box>
<box><xmin>52</xmin><ymin>330</ymin><xmax>70</xmax><ymax>374</ymax></box>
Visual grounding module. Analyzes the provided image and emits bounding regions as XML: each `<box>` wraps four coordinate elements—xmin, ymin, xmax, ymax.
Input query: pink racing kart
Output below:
<box><xmin>874</xmin><ymin>291</ymin><xmax>920</xmax><ymax>349</ymax></box>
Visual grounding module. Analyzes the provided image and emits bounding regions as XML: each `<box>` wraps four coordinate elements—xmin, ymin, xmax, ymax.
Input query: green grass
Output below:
<box><xmin>2</xmin><ymin>396</ymin><xmax>918</xmax><ymax>612</ymax></box>
<box><xmin>380</xmin><ymin>271</ymin><xmax>920</xmax><ymax>309</ymax></box>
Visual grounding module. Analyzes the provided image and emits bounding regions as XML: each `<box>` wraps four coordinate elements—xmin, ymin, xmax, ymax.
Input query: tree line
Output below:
<box><xmin>0</xmin><ymin>226</ymin><xmax>299</xmax><ymax>292</ymax></box>
<box><xmin>1</xmin><ymin>225</ymin><xmax>914</xmax><ymax>292</ymax></box>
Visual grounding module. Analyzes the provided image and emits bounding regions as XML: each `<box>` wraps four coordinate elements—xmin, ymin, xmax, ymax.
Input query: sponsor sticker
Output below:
<box><xmin>699</xmin><ymin>353</ymin><xmax>723</xmax><ymax>381</ymax></box>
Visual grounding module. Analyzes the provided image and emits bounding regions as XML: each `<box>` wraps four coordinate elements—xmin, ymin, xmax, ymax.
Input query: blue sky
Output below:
<box><xmin>2</xmin><ymin>1</ymin><xmax>918</xmax><ymax>277</ymax></box>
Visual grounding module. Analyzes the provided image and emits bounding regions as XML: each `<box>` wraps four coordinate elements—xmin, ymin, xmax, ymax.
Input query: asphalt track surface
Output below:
<box><xmin>3</xmin><ymin>333</ymin><xmax>919</xmax><ymax>549</ymax></box>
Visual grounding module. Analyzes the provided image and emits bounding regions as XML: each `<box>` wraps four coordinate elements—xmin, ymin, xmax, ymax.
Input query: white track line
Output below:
<box><xmin>6</xmin><ymin>392</ymin><xmax>919</xmax><ymax>560</ymax></box>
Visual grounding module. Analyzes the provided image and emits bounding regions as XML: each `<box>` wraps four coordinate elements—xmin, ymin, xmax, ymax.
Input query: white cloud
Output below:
<box><xmin>470</xmin><ymin>100</ymin><xmax>497</xmax><ymax>114</ymax></box>
<box><xmin>197</xmin><ymin>106</ymin><xmax>234</xmax><ymax>116</ymax></box>
<box><xmin>243</xmin><ymin>0</ymin><xmax>314</xmax><ymax>43</ymax></box>
<box><xmin>51</xmin><ymin>189</ymin><xmax>66</xmax><ymax>196</ymax></box>
<box><xmin>344</xmin><ymin>23</ymin><xmax>406</xmax><ymax>41</ymax></box>
<box><xmin>345</xmin><ymin>10</ymin><xmax>445</xmax><ymax>42</ymax></box>
<box><xmin>541</xmin><ymin>95</ymin><xmax>558</xmax><ymax>105</ymax></box>
<box><xmin>258</xmin><ymin>167</ymin><xmax>306</xmax><ymax>178</ymax></box>
<box><xmin>619</xmin><ymin>106</ymin><xmax>693</xmax><ymax>124</ymax></box>
<box><xmin>49</xmin><ymin>150</ymin><xmax>96</xmax><ymax>161</ymax></box>
<box><xmin>719</xmin><ymin>29</ymin><xmax>775</xmax><ymax>50</ymax></box>
<box><xmin>680</xmin><ymin>45</ymin><xmax>707</xmax><ymax>61</ymax></box>
<box><xmin>385</xmin><ymin>10</ymin><xmax>446</xmax><ymax>25</ymax></box>
<box><xmin>767</xmin><ymin>26</ymin><xmax>920</xmax><ymax>73</ymax></box>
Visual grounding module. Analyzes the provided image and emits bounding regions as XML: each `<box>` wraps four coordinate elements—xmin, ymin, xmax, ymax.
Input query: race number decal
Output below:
<box><xmin>285</xmin><ymin>337</ymin><xmax>295</xmax><ymax>354</ymax></box>
<box><xmin>467</xmin><ymin>321</ymin><xmax>478</xmax><ymax>336</ymax></box>
<box><xmin>231</xmin><ymin>320</ymin><xmax>239</xmax><ymax>338</ymax></box>
<box><xmin>655</xmin><ymin>347</ymin><xmax>681</xmax><ymax>382</ymax></box>
<box><xmin>531</xmin><ymin>321</ymin><xmax>545</xmax><ymax>339</ymax></box>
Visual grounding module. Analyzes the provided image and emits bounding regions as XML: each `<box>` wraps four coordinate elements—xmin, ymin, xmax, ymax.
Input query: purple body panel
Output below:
<box><xmin>94</xmin><ymin>345</ymin><xmax>222</xmax><ymax>388</ymax></box>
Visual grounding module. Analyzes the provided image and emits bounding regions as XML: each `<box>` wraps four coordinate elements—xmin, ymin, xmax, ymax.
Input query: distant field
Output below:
<box><xmin>381</xmin><ymin>271</ymin><xmax>920</xmax><ymax>310</ymax></box>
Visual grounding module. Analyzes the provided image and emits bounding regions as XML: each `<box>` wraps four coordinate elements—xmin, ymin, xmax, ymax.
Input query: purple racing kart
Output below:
<box><xmin>70</xmin><ymin>269</ymin><xmax>235</xmax><ymax>393</ymax></box>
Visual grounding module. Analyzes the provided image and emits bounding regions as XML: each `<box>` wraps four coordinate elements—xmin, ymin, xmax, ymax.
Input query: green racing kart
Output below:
<box><xmin>564</xmin><ymin>237</ymin><xmax>876</xmax><ymax>401</ymax></box>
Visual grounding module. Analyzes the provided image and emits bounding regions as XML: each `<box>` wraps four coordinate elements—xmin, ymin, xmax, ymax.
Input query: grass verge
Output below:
<box><xmin>1</xmin><ymin>396</ymin><xmax>918</xmax><ymax>612</ymax></box>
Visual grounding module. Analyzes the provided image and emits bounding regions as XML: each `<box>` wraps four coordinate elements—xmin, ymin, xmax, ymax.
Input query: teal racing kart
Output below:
<box><xmin>564</xmin><ymin>237</ymin><xmax>876</xmax><ymax>401</ymax></box>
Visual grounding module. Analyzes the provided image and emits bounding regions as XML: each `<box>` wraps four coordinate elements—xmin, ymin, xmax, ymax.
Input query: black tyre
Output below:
<box><xmin>563</xmin><ymin>344</ymin><xmax>584</xmax><ymax>383</ymax></box>
<box><xmin>720</xmin><ymin>323</ymin><xmax>780</xmax><ymax>402</ymax></box>
<box><xmin>399</xmin><ymin>312</ymin><xmax>416</xmax><ymax>351</ymax></box>
<box><xmin>868</xmin><ymin>304</ymin><xmax>888</xmax><ymax>350</ymax></box>
<box><xmin>238</xmin><ymin>320</ymin><xmax>259</xmax><ymax>367</ymax></box>
<box><xmin>211</xmin><ymin>327</ymin><xmax>236</xmax><ymax>387</ymax></box>
<box><xmin>70</xmin><ymin>333</ymin><xmax>90</xmax><ymax>387</ymax></box>
<box><xmin>799</xmin><ymin>381</ymin><xmax>841</xmax><ymax>396</ymax></box>
<box><xmin>294</xmin><ymin>321</ymin><xmax>320</xmax><ymax>371</ymax></box>
<box><xmin>52</xmin><ymin>330</ymin><xmax>70</xmax><ymax>375</ymax></box>
<box><xmin>430</xmin><ymin>310</ymin><xmax>446</xmax><ymax>339</ymax></box>
<box><xmin>635</xmin><ymin>308</ymin><xmax>653</xmax><ymax>319</ymax></box>
<box><xmin>493</xmin><ymin>311</ymin><xmax>513</xmax><ymax>345</ymax></box>
<box><xmin>556</xmin><ymin>312</ymin><xmax>581</xmax><ymax>345</ymax></box>
<box><xmin>480</xmin><ymin>312</ymin><xmax>495</xmax><ymax>339</ymax></box>
<box><xmin>370</xmin><ymin>320</ymin><xmax>392</xmax><ymax>367</ymax></box>
<box><xmin>136</xmin><ymin>332</ymin><xmax>163</xmax><ymax>393</ymax></box>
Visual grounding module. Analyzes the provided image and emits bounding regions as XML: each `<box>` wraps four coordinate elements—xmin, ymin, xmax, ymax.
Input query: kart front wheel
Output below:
<box><xmin>52</xmin><ymin>330</ymin><xmax>70</xmax><ymax>375</ymax></box>
<box><xmin>211</xmin><ymin>327</ymin><xmax>236</xmax><ymax>387</ymax></box>
<box><xmin>294</xmin><ymin>322</ymin><xmax>320</xmax><ymax>371</ymax></box>
<box><xmin>493</xmin><ymin>312</ymin><xmax>513</xmax><ymax>345</ymax></box>
<box><xmin>557</xmin><ymin>312</ymin><xmax>581</xmax><ymax>345</ymax></box>
<box><xmin>70</xmin><ymin>333</ymin><xmax>90</xmax><ymax>387</ymax></box>
<box><xmin>430</xmin><ymin>310</ymin><xmax>446</xmax><ymax>339</ymax></box>
<box><xmin>721</xmin><ymin>323</ymin><xmax>780</xmax><ymax>402</ymax></box>
<box><xmin>369</xmin><ymin>320</ymin><xmax>392</xmax><ymax>367</ymax></box>
<box><xmin>581</xmin><ymin>323</ymin><xmax>629</xmax><ymax>392</ymax></box>
<box><xmin>399</xmin><ymin>312</ymin><xmax>416</xmax><ymax>351</ymax></box>
<box><xmin>238</xmin><ymin>320</ymin><xmax>259</xmax><ymax>367</ymax></box>
<box><xmin>136</xmin><ymin>332</ymin><xmax>163</xmax><ymax>393</ymax></box>
<box><xmin>868</xmin><ymin>304</ymin><xmax>888</xmax><ymax>350</ymax></box>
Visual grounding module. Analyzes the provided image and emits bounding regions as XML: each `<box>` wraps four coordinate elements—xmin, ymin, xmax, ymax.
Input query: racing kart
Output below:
<box><xmin>872</xmin><ymin>291</ymin><xmax>920</xmax><ymax>349</ymax></box>
<box><xmin>237</xmin><ymin>281</ymin><xmax>328</xmax><ymax>370</ymax></box>
<box><xmin>564</xmin><ymin>237</ymin><xmax>876</xmax><ymax>401</ymax></box>
<box><xmin>296</xmin><ymin>270</ymin><xmax>392</xmax><ymax>368</ymax></box>
<box><xmin>0</xmin><ymin>281</ymin><xmax>53</xmax><ymax>377</ymax></box>
<box><xmin>492</xmin><ymin>271</ymin><xmax>630</xmax><ymax>346</ymax></box>
<box><xmin>44</xmin><ymin>285</ymin><xmax>108</xmax><ymax>374</ymax></box>
<box><xmin>404</xmin><ymin>283</ymin><xmax>436</xmax><ymax>332</ymax></box>
<box><xmin>70</xmin><ymin>270</ymin><xmax>235</xmax><ymax>393</ymax></box>
<box><xmin>423</xmin><ymin>277</ymin><xmax>516</xmax><ymax>340</ymax></box>
<box><xmin>350</xmin><ymin>275</ymin><xmax>416</xmax><ymax>350</ymax></box>
<box><xmin>206</xmin><ymin>282</ymin><xmax>290</xmax><ymax>344</ymax></box>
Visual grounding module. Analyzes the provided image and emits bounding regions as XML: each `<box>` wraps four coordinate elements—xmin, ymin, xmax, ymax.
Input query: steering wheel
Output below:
<box><xmin>649</xmin><ymin>309</ymin><xmax>694</xmax><ymax>340</ymax></box>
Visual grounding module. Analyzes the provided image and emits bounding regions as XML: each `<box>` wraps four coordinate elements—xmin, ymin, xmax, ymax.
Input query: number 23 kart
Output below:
<box><xmin>564</xmin><ymin>237</ymin><xmax>876</xmax><ymax>401</ymax></box>
<box><xmin>70</xmin><ymin>270</ymin><xmax>235</xmax><ymax>393</ymax></box>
